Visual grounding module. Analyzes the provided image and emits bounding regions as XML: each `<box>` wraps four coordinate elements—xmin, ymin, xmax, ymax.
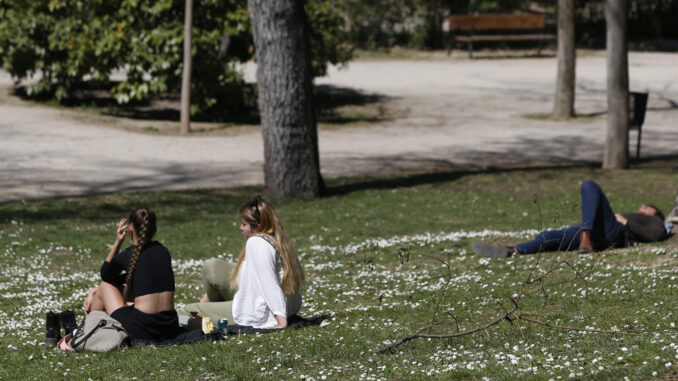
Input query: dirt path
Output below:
<box><xmin>2</xmin><ymin>51</ymin><xmax>678</xmax><ymax>203</ymax></box>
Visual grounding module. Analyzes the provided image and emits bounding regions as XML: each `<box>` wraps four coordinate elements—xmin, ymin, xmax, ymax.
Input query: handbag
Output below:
<box><xmin>68</xmin><ymin>310</ymin><xmax>130</xmax><ymax>352</ymax></box>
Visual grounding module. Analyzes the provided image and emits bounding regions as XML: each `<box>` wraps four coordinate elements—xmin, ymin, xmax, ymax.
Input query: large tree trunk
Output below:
<box><xmin>180</xmin><ymin>0</ymin><xmax>193</xmax><ymax>135</ymax></box>
<box><xmin>552</xmin><ymin>0</ymin><xmax>576</xmax><ymax>119</ymax></box>
<box><xmin>248</xmin><ymin>0</ymin><xmax>322</xmax><ymax>198</ymax></box>
<box><xmin>603</xmin><ymin>0</ymin><xmax>629</xmax><ymax>169</ymax></box>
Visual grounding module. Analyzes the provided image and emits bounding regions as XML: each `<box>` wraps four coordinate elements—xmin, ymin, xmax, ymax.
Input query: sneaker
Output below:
<box><xmin>472</xmin><ymin>242</ymin><xmax>513</xmax><ymax>258</ymax></box>
<box><xmin>45</xmin><ymin>311</ymin><xmax>62</xmax><ymax>346</ymax></box>
<box><xmin>60</xmin><ymin>310</ymin><xmax>78</xmax><ymax>336</ymax></box>
<box><xmin>667</xmin><ymin>194</ymin><xmax>678</xmax><ymax>223</ymax></box>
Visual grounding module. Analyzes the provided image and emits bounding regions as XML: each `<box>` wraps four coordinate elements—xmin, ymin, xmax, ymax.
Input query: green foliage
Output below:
<box><xmin>0</xmin><ymin>0</ymin><xmax>352</xmax><ymax>113</ymax></box>
<box><xmin>306</xmin><ymin>0</ymin><xmax>353</xmax><ymax>77</ymax></box>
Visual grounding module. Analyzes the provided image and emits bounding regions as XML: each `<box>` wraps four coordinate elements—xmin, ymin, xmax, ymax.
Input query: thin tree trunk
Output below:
<box><xmin>248</xmin><ymin>0</ymin><xmax>322</xmax><ymax>197</ymax></box>
<box><xmin>180</xmin><ymin>0</ymin><xmax>193</xmax><ymax>135</ymax></box>
<box><xmin>553</xmin><ymin>0</ymin><xmax>576</xmax><ymax>119</ymax></box>
<box><xmin>603</xmin><ymin>0</ymin><xmax>629</xmax><ymax>169</ymax></box>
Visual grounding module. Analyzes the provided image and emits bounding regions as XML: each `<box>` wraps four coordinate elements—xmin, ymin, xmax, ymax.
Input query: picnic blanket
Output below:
<box><xmin>130</xmin><ymin>314</ymin><xmax>330</xmax><ymax>347</ymax></box>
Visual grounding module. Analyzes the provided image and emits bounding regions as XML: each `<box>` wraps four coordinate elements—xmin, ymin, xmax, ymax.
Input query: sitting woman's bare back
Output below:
<box><xmin>83</xmin><ymin>208</ymin><xmax>179</xmax><ymax>341</ymax></box>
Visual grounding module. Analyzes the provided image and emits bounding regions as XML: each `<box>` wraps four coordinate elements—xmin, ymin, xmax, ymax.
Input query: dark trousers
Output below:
<box><xmin>514</xmin><ymin>180</ymin><xmax>627</xmax><ymax>254</ymax></box>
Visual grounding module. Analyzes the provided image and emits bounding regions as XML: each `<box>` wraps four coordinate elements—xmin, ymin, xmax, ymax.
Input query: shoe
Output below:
<box><xmin>60</xmin><ymin>310</ymin><xmax>78</xmax><ymax>336</ymax></box>
<box><xmin>667</xmin><ymin>194</ymin><xmax>678</xmax><ymax>223</ymax></box>
<box><xmin>578</xmin><ymin>231</ymin><xmax>593</xmax><ymax>253</ymax></box>
<box><xmin>472</xmin><ymin>242</ymin><xmax>515</xmax><ymax>258</ymax></box>
<box><xmin>45</xmin><ymin>311</ymin><xmax>62</xmax><ymax>346</ymax></box>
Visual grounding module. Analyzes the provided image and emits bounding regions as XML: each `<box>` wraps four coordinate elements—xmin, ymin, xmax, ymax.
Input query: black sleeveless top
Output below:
<box><xmin>100</xmin><ymin>241</ymin><xmax>175</xmax><ymax>298</ymax></box>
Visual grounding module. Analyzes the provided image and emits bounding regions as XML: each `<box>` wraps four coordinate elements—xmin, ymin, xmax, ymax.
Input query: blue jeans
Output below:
<box><xmin>514</xmin><ymin>180</ymin><xmax>628</xmax><ymax>254</ymax></box>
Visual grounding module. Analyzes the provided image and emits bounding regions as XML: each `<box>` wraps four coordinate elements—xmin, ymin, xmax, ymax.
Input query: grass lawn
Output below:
<box><xmin>1</xmin><ymin>166</ymin><xmax>677</xmax><ymax>380</ymax></box>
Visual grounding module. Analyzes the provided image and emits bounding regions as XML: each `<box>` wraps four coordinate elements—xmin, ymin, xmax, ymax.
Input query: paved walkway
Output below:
<box><xmin>1</xmin><ymin>51</ymin><xmax>677</xmax><ymax>203</ymax></box>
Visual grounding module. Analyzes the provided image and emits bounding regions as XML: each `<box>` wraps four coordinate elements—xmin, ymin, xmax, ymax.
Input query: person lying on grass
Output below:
<box><xmin>83</xmin><ymin>208</ymin><xmax>180</xmax><ymax>341</ymax></box>
<box><xmin>473</xmin><ymin>180</ymin><xmax>668</xmax><ymax>258</ymax></box>
<box><xmin>177</xmin><ymin>195</ymin><xmax>304</xmax><ymax>329</ymax></box>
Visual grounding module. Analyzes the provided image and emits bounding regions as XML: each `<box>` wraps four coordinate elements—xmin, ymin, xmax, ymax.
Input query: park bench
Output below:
<box><xmin>447</xmin><ymin>14</ymin><xmax>556</xmax><ymax>58</ymax></box>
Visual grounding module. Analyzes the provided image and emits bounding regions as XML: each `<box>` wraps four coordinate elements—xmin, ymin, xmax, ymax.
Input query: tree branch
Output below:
<box><xmin>377</xmin><ymin>299</ymin><xmax>518</xmax><ymax>353</ymax></box>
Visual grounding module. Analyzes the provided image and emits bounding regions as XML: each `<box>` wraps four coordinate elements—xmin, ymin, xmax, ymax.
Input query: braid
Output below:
<box><xmin>123</xmin><ymin>209</ymin><xmax>153</xmax><ymax>302</ymax></box>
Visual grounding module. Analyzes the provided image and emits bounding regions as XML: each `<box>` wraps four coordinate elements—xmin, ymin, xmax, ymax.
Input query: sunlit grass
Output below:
<box><xmin>0</xmin><ymin>167</ymin><xmax>677</xmax><ymax>380</ymax></box>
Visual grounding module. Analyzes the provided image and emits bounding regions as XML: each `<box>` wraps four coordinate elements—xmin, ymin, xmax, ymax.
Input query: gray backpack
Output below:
<box><xmin>69</xmin><ymin>311</ymin><xmax>129</xmax><ymax>352</ymax></box>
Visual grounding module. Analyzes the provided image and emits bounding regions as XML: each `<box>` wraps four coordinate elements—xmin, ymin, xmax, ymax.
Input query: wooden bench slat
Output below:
<box><xmin>454</xmin><ymin>34</ymin><xmax>556</xmax><ymax>42</ymax></box>
<box><xmin>449</xmin><ymin>14</ymin><xmax>546</xmax><ymax>31</ymax></box>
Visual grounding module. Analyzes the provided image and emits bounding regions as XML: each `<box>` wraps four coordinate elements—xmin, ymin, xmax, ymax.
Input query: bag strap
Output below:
<box><xmin>252</xmin><ymin>233</ymin><xmax>281</xmax><ymax>253</ymax></box>
<box><xmin>70</xmin><ymin>319</ymin><xmax>107</xmax><ymax>349</ymax></box>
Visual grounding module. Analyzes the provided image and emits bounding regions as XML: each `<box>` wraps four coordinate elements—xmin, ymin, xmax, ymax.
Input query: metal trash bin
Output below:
<box><xmin>628</xmin><ymin>92</ymin><xmax>648</xmax><ymax>159</ymax></box>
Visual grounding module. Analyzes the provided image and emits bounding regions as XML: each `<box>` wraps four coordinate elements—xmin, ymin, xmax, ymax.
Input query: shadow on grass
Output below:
<box><xmin>324</xmin><ymin>151</ymin><xmax>678</xmax><ymax>197</ymax></box>
<box><xmin>3</xmin><ymin>153</ymin><xmax>677</xmax><ymax>223</ymax></box>
<box><xmin>323</xmin><ymin>162</ymin><xmax>599</xmax><ymax>197</ymax></box>
<box><xmin>0</xmin><ymin>187</ymin><xmax>260</xmax><ymax>225</ymax></box>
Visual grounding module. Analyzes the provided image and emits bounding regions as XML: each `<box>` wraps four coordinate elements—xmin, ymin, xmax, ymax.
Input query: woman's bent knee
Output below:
<box><xmin>202</xmin><ymin>259</ymin><xmax>235</xmax><ymax>285</ymax></box>
<box><xmin>97</xmin><ymin>282</ymin><xmax>125</xmax><ymax>315</ymax></box>
<box><xmin>202</xmin><ymin>258</ymin><xmax>224</xmax><ymax>282</ymax></box>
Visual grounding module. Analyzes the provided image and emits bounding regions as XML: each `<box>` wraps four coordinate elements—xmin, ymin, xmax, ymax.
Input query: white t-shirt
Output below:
<box><xmin>232</xmin><ymin>236</ymin><xmax>302</xmax><ymax>328</ymax></box>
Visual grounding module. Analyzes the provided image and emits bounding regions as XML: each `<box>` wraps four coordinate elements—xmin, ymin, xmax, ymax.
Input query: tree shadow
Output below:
<box><xmin>575</xmin><ymin>85</ymin><xmax>678</xmax><ymax>117</ymax></box>
<box><xmin>315</xmin><ymin>84</ymin><xmax>386</xmax><ymax>124</ymax></box>
<box><xmin>12</xmin><ymin>82</ymin><xmax>387</xmax><ymax>127</ymax></box>
<box><xmin>0</xmin><ymin>157</ymin><xmax>265</xmax><ymax>223</ymax></box>
<box><xmin>0</xmin><ymin>186</ymin><xmax>258</xmax><ymax>224</ymax></box>
<box><xmin>323</xmin><ymin>163</ymin><xmax>597</xmax><ymax>197</ymax></box>
<box><xmin>323</xmin><ymin>132</ymin><xmax>678</xmax><ymax>197</ymax></box>
<box><xmin>13</xmin><ymin>81</ymin><xmax>261</xmax><ymax>125</ymax></box>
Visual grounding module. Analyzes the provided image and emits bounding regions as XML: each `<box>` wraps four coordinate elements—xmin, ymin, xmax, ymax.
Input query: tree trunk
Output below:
<box><xmin>603</xmin><ymin>0</ymin><xmax>629</xmax><ymax>169</ymax></box>
<box><xmin>180</xmin><ymin>0</ymin><xmax>193</xmax><ymax>135</ymax></box>
<box><xmin>553</xmin><ymin>0</ymin><xmax>576</xmax><ymax>119</ymax></box>
<box><xmin>248</xmin><ymin>0</ymin><xmax>322</xmax><ymax>197</ymax></box>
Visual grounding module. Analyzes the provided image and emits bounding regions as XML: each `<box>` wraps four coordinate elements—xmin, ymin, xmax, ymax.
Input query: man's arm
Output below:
<box><xmin>622</xmin><ymin>213</ymin><xmax>667</xmax><ymax>242</ymax></box>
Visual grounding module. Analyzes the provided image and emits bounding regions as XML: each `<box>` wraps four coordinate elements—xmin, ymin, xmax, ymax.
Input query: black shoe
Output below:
<box><xmin>60</xmin><ymin>310</ymin><xmax>78</xmax><ymax>336</ymax></box>
<box><xmin>45</xmin><ymin>311</ymin><xmax>62</xmax><ymax>346</ymax></box>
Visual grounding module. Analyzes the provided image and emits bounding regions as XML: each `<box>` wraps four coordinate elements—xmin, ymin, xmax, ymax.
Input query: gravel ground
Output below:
<box><xmin>1</xmin><ymin>51</ymin><xmax>677</xmax><ymax>203</ymax></box>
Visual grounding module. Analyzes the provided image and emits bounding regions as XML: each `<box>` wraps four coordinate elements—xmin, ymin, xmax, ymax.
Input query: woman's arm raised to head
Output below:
<box><xmin>101</xmin><ymin>218</ymin><xmax>128</xmax><ymax>283</ymax></box>
<box><xmin>106</xmin><ymin>218</ymin><xmax>128</xmax><ymax>263</ymax></box>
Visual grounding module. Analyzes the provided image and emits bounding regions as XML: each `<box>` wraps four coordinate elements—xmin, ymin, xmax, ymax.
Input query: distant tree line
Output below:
<box><xmin>0</xmin><ymin>0</ymin><xmax>351</xmax><ymax>113</ymax></box>
<box><xmin>339</xmin><ymin>0</ymin><xmax>678</xmax><ymax>50</ymax></box>
<box><xmin>1</xmin><ymin>0</ymin><xmax>674</xmax><ymax>112</ymax></box>
<box><xmin>576</xmin><ymin>0</ymin><xmax>678</xmax><ymax>47</ymax></box>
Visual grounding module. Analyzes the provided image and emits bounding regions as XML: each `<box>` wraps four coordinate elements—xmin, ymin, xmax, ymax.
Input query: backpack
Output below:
<box><xmin>69</xmin><ymin>311</ymin><xmax>130</xmax><ymax>352</ymax></box>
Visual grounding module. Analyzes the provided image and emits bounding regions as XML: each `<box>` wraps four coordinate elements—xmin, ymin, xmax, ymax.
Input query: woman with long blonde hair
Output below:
<box><xmin>178</xmin><ymin>196</ymin><xmax>304</xmax><ymax>329</ymax></box>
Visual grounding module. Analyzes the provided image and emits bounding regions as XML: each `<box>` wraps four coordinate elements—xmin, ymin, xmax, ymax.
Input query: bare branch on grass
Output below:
<box><xmin>377</xmin><ymin>299</ymin><xmax>518</xmax><ymax>353</ymax></box>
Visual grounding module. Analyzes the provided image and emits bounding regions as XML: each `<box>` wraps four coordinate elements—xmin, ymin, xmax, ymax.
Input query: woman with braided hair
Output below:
<box><xmin>177</xmin><ymin>195</ymin><xmax>304</xmax><ymax>329</ymax></box>
<box><xmin>83</xmin><ymin>208</ymin><xmax>180</xmax><ymax>341</ymax></box>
